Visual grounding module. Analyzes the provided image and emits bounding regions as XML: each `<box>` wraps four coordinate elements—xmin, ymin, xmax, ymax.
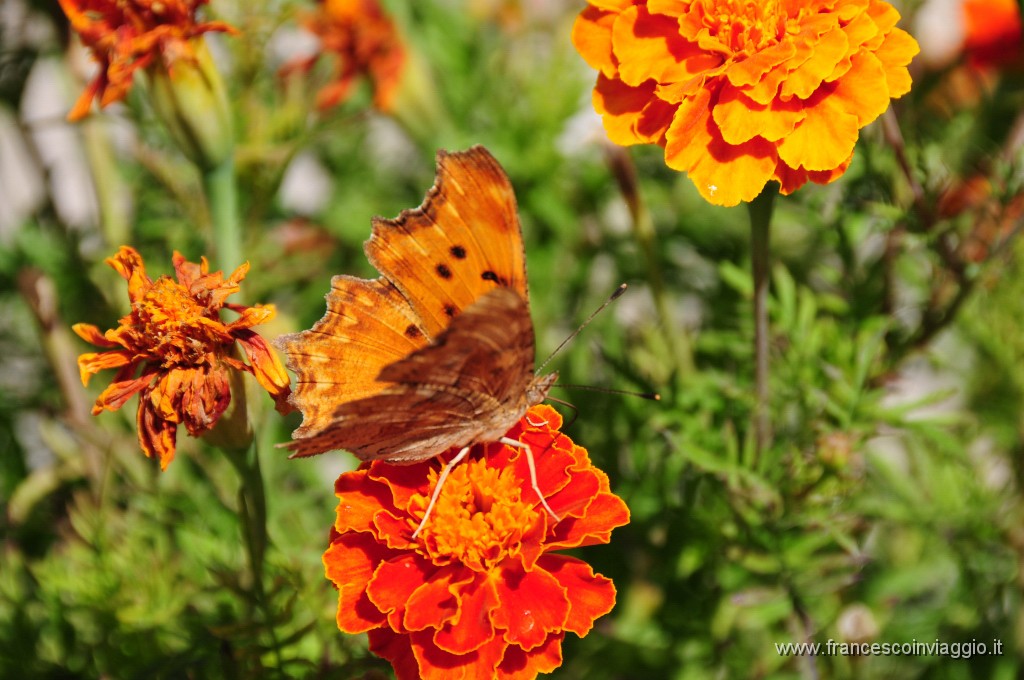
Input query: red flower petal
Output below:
<box><xmin>324</xmin><ymin>532</ymin><xmax>390</xmax><ymax>633</ymax></box>
<box><xmin>404</xmin><ymin>566</ymin><xmax>468</xmax><ymax>632</ymax></box>
<box><xmin>497</xmin><ymin>632</ymin><xmax>564</xmax><ymax>679</ymax></box>
<box><xmin>434</xmin><ymin>574</ymin><xmax>500</xmax><ymax>654</ymax></box>
<box><xmin>410</xmin><ymin>628</ymin><xmax>506</xmax><ymax>680</ymax></box>
<box><xmin>493</xmin><ymin>565</ymin><xmax>569</xmax><ymax>651</ymax></box>
<box><xmin>368</xmin><ymin>628</ymin><xmax>421</xmax><ymax>680</ymax></box>
<box><xmin>367</xmin><ymin>553</ymin><xmax>436</xmax><ymax>631</ymax></box>
<box><xmin>334</xmin><ymin>468</ymin><xmax>396</xmax><ymax>533</ymax></box>
<box><xmin>136</xmin><ymin>398</ymin><xmax>177</xmax><ymax>470</ymax></box>
<box><xmin>538</xmin><ymin>554</ymin><xmax>617</xmax><ymax>637</ymax></box>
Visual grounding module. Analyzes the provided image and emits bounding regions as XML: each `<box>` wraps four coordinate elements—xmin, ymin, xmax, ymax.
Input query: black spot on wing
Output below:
<box><xmin>450</xmin><ymin>245</ymin><xmax>467</xmax><ymax>259</ymax></box>
<box><xmin>481</xmin><ymin>270</ymin><xmax>508</xmax><ymax>286</ymax></box>
<box><xmin>405</xmin><ymin>324</ymin><xmax>421</xmax><ymax>339</ymax></box>
<box><xmin>444</xmin><ymin>304</ymin><xmax>457</xmax><ymax>318</ymax></box>
<box><xmin>436</xmin><ymin>263</ymin><xmax>453</xmax><ymax>280</ymax></box>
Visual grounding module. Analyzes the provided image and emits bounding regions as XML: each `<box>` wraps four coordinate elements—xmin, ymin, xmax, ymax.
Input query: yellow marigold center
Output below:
<box><xmin>696</xmin><ymin>0</ymin><xmax>792</xmax><ymax>52</ymax></box>
<box><xmin>417</xmin><ymin>457</ymin><xmax>539</xmax><ymax>572</ymax></box>
<box><xmin>131</xmin><ymin>276</ymin><xmax>227</xmax><ymax>366</ymax></box>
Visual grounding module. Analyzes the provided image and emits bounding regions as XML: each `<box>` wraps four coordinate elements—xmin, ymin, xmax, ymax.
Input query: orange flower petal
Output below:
<box><xmin>612</xmin><ymin>5</ymin><xmax>710</xmax><ymax>88</ymax></box>
<box><xmin>538</xmin><ymin>555</ymin><xmax>617</xmax><ymax>637</ymax></box>
<box><xmin>92</xmin><ymin>366</ymin><xmax>155</xmax><ymax>413</ymax></box>
<box><xmin>76</xmin><ymin>350</ymin><xmax>132</xmax><ymax>386</ymax></box>
<box><xmin>779</xmin><ymin>21</ymin><xmax>850</xmax><ymax>100</ymax></box>
<box><xmin>713</xmin><ymin>86</ymin><xmax>806</xmax><ymax>144</ymax></box>
<box><xmin>776</xmin><ymin>86</ymin><xmax>860</xmax><ymax>172</ymax></box>
<box><xmin>875</xmin><ymin>27</ymin><xmax>920</xmax><ymax>98</ymax></box>
<box><xmin>549</xmin><ymin>491</ymin><xmax>631</xmax><ymax>550</ymax></box>
<box><xmin>572</xmin><ymin>6</ymin><xmax>619</xmax><ymax>77</ymax></box>
<box><xmin>665</xmin><ymin>89</ymin><xmax>778</xmax><ymax>206</ymax></box>
<box><xmin>234</xmin><ymin>328</ymin><xmax>293</xmax><ymax>414</ymax></box>
<box><xmin>324</xmin><ymin>533</ymin><xmax>390</xmax><ymax>633</ymax></box>
<box><xmin>136</xmin><ymin>398</ymin><xmax>177</xmax><ymax>470</ymax></box>
<box><xmin>593</xmin><ymin>74</ymin><xmax>675</xmax><ymax>145</ymax></box>
<box><xmin>726</xmin><ymin>41</ymin><xmax>796</xmax><ymax>89</ymax></box>
<box><xmin>72</xmin><ymin>322</ymin><xmax>118</xmax><ymax>348</ymax></box>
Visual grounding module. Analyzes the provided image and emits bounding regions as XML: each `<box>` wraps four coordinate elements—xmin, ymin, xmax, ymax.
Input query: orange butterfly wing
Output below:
<box><xmin>279</xmin><ymin>146</ymin><xmax>552</xmax><ymax>462</ymax></box>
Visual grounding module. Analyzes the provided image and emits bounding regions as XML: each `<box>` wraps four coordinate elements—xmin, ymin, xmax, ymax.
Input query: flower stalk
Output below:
<box><xmin>203</xmin><ymin>156</ymin><xmax>243</xmax><ymax>273</ymax></box>
<box><xmin>748</xmin><ymin>183</ymin><xmax>777</xmax><ymax>457</ymax></box>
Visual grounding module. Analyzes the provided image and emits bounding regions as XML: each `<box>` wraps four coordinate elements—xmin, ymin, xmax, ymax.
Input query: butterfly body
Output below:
<box><xmin>279</xmin><ymin>147</ymin><xmax>554</xmax><ymax>465</ymax></box>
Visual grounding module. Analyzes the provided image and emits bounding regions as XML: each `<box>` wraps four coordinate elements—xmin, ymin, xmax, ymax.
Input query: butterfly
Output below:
<box><xmin>278</xmin><ymin>146</ymin><xmax>558</xmax><ymax>536</ymax></box>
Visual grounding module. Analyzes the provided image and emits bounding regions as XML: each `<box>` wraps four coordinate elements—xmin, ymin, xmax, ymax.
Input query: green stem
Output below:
<box><xmin>606</xmin><ymin>146</ymin><xmax>693</xmax><ymax>375</ymax></box>
<box><xmin>748</xmin><ymin>184</ymin><xmax>778</xmax><ymax>459</ymax></box>
<box><xmin>202</xmin><ymin>156</ymin><xmax>243</xmax><ymax>273</ymax></box>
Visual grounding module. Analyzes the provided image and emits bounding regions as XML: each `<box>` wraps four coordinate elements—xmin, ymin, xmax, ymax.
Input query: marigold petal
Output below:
<box><xmin>67</xmin><ymin>77</ymin><xmax>102</xmax><ymax>121</ymax></box>
<box><xmin>137</xmin><ymin>399</ymin><xmax>177</xmax><ymax>470</ymax></box>
<box><xmin>874</xmin><ymin>27</ymin><xmax>919</xmax><ymax>98</ymax></box>
<box><xmin>324</xmin><ymin>532</ymin><xmax>390</xmax><ymax>633</ymax></box>
<box><xmin>713</xmin><ymin>86</ymin><xmax>806</xmax><ymax>144</ymax></box>
<box><xmin>368</xmin><ymin>628</ymin><xmax>421</xmax><ymax>680</ymax></box>
<box><xmin>493</xmin><ymin>566</ymin><xmax>569</xmax><ymax>651</ymax></box>
<box><xmin>593</xmin><ymin>74</ymin><xmax>674</xmax><ymax>146</ymax></box>
<box><xmin>76</xmin><ymin>350</ymin><xmax>131</xmax><ymax>386</ymax></box>
<box><xmin>333</xmin><ymin>468</ymin><xmax>394</xmax><ymax>533</ymax></box>
<box><xmin>545</xmin><ymin>464</ymin><xmax>601</xmax><ymax>520</ymax></box>
<box><xmin>726</xmin><ymin>41</ymin><xmax>796</xmax><ymax>89</ymax></box>
<box><xmin>646</xmin><ymin>0</ymin><xmax>687</xmax><ymax>17</ymax></box>
<box><xmin>572</xmin><ymin>6</ymin><xmax>618</xmax><ymax>77</ymax></box>
<box><xmin>433</xmin><ymin>575</ymin><xmax>499</xmax><ymax>654</ymax></box>
<box><xmin>832</xmin><ymin>50</ymin><xmax>892</xmax><ymax>125</ymax></box>
<box><xmin>234</xmin><ymin>328</ymin><xmax>293</xmax><ymax>413</ymax></box>
<box><xmin>409</xmin><ymin>628</ymin><xmax>506</xmax><ymax>680</ymax></box>
<box><xmin>775</xmin><ymin>154</ymin><xmax>853</xmax><ymax>195</ymax></box>
<box><xmin>612</xmin><ymin>6</ymin><xmax>711</xmax><ymax>88</ymax></box>
<box><xmin>72</xmin><ymin>322</ymin><xmax>118</xmax><ymax>348</ymax></box>
<box><xmin>106</xmin><ymin>246</ymin><xmax>151</xmax><ymax>301</ymax></box>
<box><xmin>496</xmin><ymin>633</ymin><xmax>563</xmax><ymax>679</ymax></box>
<box><xmin>404</xmin><ymin>566</ymin><xmax>467</xmax><ymax>632</ymax></box>
<box><xmin>92</xmin><ymin>366</ymin><xmax>155</xmax><ymax>413</ymax></box>
<box><xmin>779</xmin><ymin>23</ymin><xmax>849</xmax><ymax>100</ymax></box>
<box><xmin>368</xmin><ymin>553</ymin><xmax>436</xmax><ymax>631</ymax></box>
<box><xmin>549</xmin><ymin>490</ymin><xmax>631</xmax><ymax>550</ymax></box>
<box><xmin>775</xmin><ymin>88</ymin><xmax>859</xmax><ymax>173</ymax></box>
<box><xmin>537</xmin><ymin>555</ymin><xmax>617</xmax><ymax>637</ymax></box>
<box><xmin>665</xmin><ymin>89</ymin><xmax>777</xmax><ymax>206</ymax></box>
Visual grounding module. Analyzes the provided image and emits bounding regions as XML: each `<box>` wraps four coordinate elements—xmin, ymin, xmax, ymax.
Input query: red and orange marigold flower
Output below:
<box><xmin>73</xmin><ymin>246</ymin><xmax>291</xmax><ymax>469</ymax></box>
<box><xmin>59</xmin><ymin>0</ymin><xmax>236</xmax><ymax>121</ymax></box>
<box><xmin>299</xmin><ymin>0</ymin><xmax>407</xmax><ymax>111</ymax></box>
<box><xmin>572</xmin><ymin>0</ymin><xmax>921</xmax><ymax>206</ymax></box>
<box><xmin>323</xmin><ymin>405</ymin><xmax>629</xmax><ymax>680</ymax></box>
<box><xmin>963</xmin><ymin>0</ymin><xmax>1022</xmax><ymax>70</ymax></box>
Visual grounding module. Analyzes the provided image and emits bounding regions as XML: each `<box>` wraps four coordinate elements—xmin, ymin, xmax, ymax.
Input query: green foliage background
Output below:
<box><xmin>2</xmin><ymin>0</ymin><xmax>1023</xmax><ymax>677</ymax></box>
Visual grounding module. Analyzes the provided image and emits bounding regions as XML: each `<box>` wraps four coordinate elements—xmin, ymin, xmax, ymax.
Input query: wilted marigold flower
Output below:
<box><xmin>324</xmin><ymin>405</ymin><xmax>628</xmax><ymax>680</ymax></box>
<box><xmin>299</xmin><ymin>0</ymin><xmax>407</xmax><ymax>111</ymax></box>
<box><xmin>573</xmin><ymin>0</ymin><xmax>921</xmax><ymax>206</ymax></box>
<box><xmin>73</xmin><ymin>246</ymin><xmax>291</xmax><ymax>469</ymax></box>
<box><xmin>59</xmin><ymin>0</ymin><xmax>236</xmax><ymax>122</ymax></box>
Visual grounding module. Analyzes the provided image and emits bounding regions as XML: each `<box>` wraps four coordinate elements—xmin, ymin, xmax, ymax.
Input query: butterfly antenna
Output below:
<box><xmin>543</xmin><ymin>395</ymin><xmax>580</xmax><ymax>429</ymax></box>
<box><xmin>556</xmin><ymin>384</ymin><xmax>661</xmax><ymax>401</ymax></box>
<box><xmin>536</xmin><ymin>283</ymin><xmax>628</xmax><ymax>375</ymax></box>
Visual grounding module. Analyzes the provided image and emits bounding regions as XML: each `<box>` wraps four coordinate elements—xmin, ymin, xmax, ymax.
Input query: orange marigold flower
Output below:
<box><xmin>572</xmin><ymin>0</ymin><xmax>921</xmax><ymax>206</ymax></box>
<box><xmin>300</xmin><ymin>0</ymin><xmax>407</xmax><ymax>111</ymax></box>
<box><xmin>72</xmin><ymin>246</ymin><xmax>292</xmax><ymax>469</ymax></box>
<box><xmin>323</xmin><ymin>405</ymin><xmax>628</xmax><ymax>680</ymax></box>
<box><xmin>59</xmin><ymin>0</ymin><xmax>236</xmax><ymax>121</ymax></box>
<box><xmin>963</xmin><ymin>0</ymin><xmax>1022</xmax><ymax>69</ymax></box>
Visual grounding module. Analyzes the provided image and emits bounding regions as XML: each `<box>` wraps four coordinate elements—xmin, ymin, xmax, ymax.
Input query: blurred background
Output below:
<box><xmin>2</xmin><ymin>0</ymin><xmax>1024</xmax><ymax>677</ymax></box>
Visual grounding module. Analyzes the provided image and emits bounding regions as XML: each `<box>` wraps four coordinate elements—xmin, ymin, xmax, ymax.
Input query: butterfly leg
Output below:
<box><xmin>412</xmin><ymin>445</ymin><xmax>471</xmax><ymax>540</ymax></box>
<box><xmin>498</xmin><ymin>436</ymin><xmax>561</xmax><ymax>525</ymax></box>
